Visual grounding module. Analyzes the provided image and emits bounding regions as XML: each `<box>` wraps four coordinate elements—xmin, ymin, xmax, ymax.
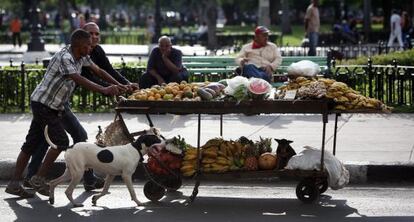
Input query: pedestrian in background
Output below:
<box><xmin>304</xmin><ymin>0</ymin><xmax>320</xmax><ymax>56</ymax></box>
<box><xmin>387</xmin><ymin>9</ymin><xmax>403</xmax><ymax>48</ymax></box>
<box><xmin>9</xmin><ymin>15</ymin><xmax>22</xmax><ymax>47</ymax></box>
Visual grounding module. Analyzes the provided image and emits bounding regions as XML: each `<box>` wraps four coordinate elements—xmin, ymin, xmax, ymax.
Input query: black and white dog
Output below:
<box><xmin>44</xmin><ymin>126</ymin><xmax>162</xmax><ymax>207</ymax></box>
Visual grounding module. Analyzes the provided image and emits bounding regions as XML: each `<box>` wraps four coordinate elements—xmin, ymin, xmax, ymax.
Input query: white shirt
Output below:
<box><xmin>390</xmin><ymin>13</ymin><xmax>402</xmax><ymax>34</ymax></box>
<box><xmin>235</xmin><ymin>42</ymin><xmax>282</xmax><ymax>71</ymax></box>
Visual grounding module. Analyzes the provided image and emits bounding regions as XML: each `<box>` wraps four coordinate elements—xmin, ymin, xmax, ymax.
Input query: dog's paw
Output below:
<box><xmin>92</xmin><ymin>195</ymin><xmax>98</xmax><ymax>205</ymax></box>
<box><xmin>49</xmin><ymin>197</ymin><xmax>54</xmax><ymax>205</ymax></box>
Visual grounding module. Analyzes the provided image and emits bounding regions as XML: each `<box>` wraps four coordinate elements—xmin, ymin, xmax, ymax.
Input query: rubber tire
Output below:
<box><xmin>144</xmin><ymin>181</ymin><xmax>166</xmax><ymax>202</ymax></box>
<box><xmin>165</xmin><ymin>177</ymin><xmax>182</xmax><ymax>192</ymax></box>
<box><xmin>296</xmin><ymin>179</ymin><xmax>320</xmax><ymax>203</ymax></box>
<box><xmin>316</xmin><ymin>178</ymin><xmax>329</xmax><ymax>194</ymax></box>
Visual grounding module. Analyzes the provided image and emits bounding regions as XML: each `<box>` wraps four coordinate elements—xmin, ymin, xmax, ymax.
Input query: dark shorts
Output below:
<box><xmin>21</xmin><ymin>101</ymin><xmax>69</xmax><ymax>155</ymax></box>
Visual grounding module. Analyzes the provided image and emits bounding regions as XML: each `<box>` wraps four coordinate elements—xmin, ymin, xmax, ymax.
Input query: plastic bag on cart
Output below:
<box><xmin>285</xmin><ymin>146</ymin><xmax>349</xmax><ymax>190</ymax></box>
<box><xmin>287</xmin><ymin>60</ymin><xmax>321</xmax><ymax>77</ymax></box>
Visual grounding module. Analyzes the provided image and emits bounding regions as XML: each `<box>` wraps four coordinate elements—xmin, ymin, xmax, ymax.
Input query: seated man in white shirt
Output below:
<box><xmin>235</xmin><ymin>26</ymin><xmax>282</xmax><ymax>82</ymax></box>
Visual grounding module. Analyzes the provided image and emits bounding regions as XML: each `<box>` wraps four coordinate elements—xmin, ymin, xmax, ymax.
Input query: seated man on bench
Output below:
<box><xmin>235</xmin><ymin>26</ymin><xmax>282</xmax><ymax>82</ymax></box>
<box><xmin>139</xmin><ymin>36</ymin><xmax>189</xmax><ymax>88</ymax></box>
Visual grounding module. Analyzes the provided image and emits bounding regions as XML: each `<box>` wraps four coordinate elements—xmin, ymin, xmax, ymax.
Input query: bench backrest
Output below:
<box><xmin>182</xmin><ymin>55</ymin><xmax>328</xmax><ymax>82</ymax></box>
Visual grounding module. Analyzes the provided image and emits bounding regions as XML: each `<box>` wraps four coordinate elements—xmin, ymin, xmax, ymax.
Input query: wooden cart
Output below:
<box><xmin>115</xmin><ymin>99</ymin><xmax>340</xmax><ymax>203</ymax></box>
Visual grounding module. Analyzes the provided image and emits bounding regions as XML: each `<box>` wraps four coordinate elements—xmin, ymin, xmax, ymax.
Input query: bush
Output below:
<box><xmin>338</xmin><ymin>49</ymin><xmax>414</xmax><ymax>66</ymax></box>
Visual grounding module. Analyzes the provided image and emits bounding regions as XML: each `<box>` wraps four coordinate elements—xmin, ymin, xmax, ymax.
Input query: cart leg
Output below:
<box><xmin>188</xmin><ymin>114</ymin><xmax>202</xmax><ymax>203</ymax></box>
<box><xmin>320</xmin><ymin>114</ymin><xmax>327</xmax><ymax>171</ymax></box>
<box><xmin>145</xmin><ymin>113</ymin><xmax>154</xmax><ymax>127</ymax></box>
<box><xmin>333</xmin><ymin>113</ymin><xmax>341</xmax><ymax>156</ymax></box>
<box><xmin>220</xmin><ymin>114</ymin><xmax>223</xmax><ymax>137</ymax></box>
<box><xmin>189</xmin><ymin>180</ymin><xmax>200</xmax><ymax>202</ymax></box>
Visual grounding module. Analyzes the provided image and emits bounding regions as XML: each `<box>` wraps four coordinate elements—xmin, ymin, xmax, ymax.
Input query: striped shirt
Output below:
<box><xmin>31</xmin><ymin>46</ymin><xmax>92</xmax><ymax>111</ymax></box>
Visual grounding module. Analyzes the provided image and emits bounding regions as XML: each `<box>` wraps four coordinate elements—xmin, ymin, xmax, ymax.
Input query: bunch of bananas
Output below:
<box><xmin>276</xmin><ymin>77</ymin><xmax>392</xmax><ymax>112</ymax></box>
<box><xmin>180</xmin><ymin>147</ymin><xmax>198</xmax><ymax>177</ymax></box>
<box><xmin>180</xmin><ymin>138</ymin><xmax>247</xmax><ymax>177</ymax></box>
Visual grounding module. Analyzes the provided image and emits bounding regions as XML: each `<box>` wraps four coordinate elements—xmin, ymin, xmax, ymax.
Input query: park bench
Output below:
<box><xmin>182</xmin><ymin>55</ymin><xmax>329</xmax><ymax>84</ymax></box>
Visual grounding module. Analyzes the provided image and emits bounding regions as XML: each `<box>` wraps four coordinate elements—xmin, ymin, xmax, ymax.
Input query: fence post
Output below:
<box><xmin>20</xmin><ymin>61</ymin><xmax>25</xmax><ymax>112</ymax></box>
<box><xmin>367</xmin><ymin>57</ymin><xmax>373</xmax><ymax>98</ymax></box>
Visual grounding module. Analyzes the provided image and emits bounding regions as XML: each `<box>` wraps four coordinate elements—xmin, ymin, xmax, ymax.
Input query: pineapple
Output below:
<box><xmin>243</xmin><ymin>144</ymin><xmax>258</xmax><ymax>171</ymax></box>
<box><xmin>255</xmin><ymin>137</ymin><xmax>272</xmax><ymax>155</ymax></box>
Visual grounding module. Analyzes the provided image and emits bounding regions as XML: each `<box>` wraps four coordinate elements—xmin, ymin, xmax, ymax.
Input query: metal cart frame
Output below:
<box><xmin>115</xmin><ymin>99</ymin><xmax>339</xmax><ymax>203</ymax></box>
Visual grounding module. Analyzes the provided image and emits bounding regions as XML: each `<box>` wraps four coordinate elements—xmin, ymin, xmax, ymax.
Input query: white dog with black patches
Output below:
<box><xmin>44</xmin><ymin>125</ymin><xmax>162</xmax><ymax>207</ymax></box>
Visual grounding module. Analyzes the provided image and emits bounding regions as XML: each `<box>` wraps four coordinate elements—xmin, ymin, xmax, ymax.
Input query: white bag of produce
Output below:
<box><xmin>287</xmin><ymin>60</ymin><xmax>321</xmax><ymax>77</ymax></box>
<box><xmin>285</xmin><ymin>146</ymin><xmax>349</xmax><ymax>190</ymax></box>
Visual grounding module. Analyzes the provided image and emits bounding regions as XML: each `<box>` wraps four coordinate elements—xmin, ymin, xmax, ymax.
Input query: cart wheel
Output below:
<box><xmin>316</xmin><ymin>178</ymin><xmax>328</xmax><ymax>194</ymax></box>
<box><xmin>296</xmin><ymin>179</ymin><xmax>320</xmax><ymax>203</ymax></box>
<box><xmin>165</xmin><ymin>177</ymin><xmax>182</xmax><ymax>192</ymax></box>
<box><xmin>144</xmin><ymin>181</ymin><xmax>166</xmax><ymax>202</ymax></box>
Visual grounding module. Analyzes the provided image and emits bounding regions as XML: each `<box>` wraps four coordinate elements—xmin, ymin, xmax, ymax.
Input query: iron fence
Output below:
<box><xmin>1</xmin><ymin>59</ymin><xmax>413</xmax><ymax>113</ymax></box>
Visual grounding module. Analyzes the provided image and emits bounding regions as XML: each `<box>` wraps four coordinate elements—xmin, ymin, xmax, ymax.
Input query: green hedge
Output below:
<box><xmin>338</xmin><ymin>49</ymin><xmax>414</xmax><ymax>66</ymax></box>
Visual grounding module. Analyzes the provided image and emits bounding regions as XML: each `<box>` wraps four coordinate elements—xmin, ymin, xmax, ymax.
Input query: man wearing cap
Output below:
<box><xmin>235</xmin><ymin>26</ymin><xmax>282</xmax><ymax>82</ymax></box>
<box><xmin>304</xmin><ymin>0</ymin><xmax>320</xmax><ymax>56</ymax></box>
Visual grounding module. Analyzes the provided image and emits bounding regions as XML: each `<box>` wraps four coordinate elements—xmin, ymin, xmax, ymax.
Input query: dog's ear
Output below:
<box><xmin>274</xmin><ymin>139</ymin><xmax>281</xmax><ymax>143</ymax></box>
<box><xmin>287</xmin><ymin>140</ymin><xmax>293</xmax><ymax>144</ymax></box>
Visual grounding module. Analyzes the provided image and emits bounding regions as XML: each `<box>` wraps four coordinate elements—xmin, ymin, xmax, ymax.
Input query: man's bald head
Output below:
<box><xmin>83</xmin><ymin>22</ymin><xmax>99</xmax><ymax>31</ymax></box>
<box><xmin>82</xmin><ymin>22</ymin><xmax>100</xmax><ymax>48</ymax></box>
<box><xmin>158</xmin><ymin>36</ymin><xmax>171</xmax><ymax>45</ymax></box>
<box><xmin>158</xmin><ymin>36</ymin><xmax>172</xmax><ymax>56</ymax></box>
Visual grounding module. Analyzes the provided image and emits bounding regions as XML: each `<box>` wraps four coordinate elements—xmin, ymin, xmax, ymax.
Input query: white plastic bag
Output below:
<box><xmin>285</xmin><ymin>146</ymin><xmax>349</xmax><ymax>190</ymax></box>
<box><xmin>287</xmin><ymin>60</ymin><xmax>321</xmax><ymax>77</ymax></box>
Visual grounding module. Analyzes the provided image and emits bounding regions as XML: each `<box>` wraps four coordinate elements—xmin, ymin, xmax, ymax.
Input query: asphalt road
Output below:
<box><xmin>2</xmin><ymin>181</ymin><xmax>414</xmax><ymax>222</ymax></box>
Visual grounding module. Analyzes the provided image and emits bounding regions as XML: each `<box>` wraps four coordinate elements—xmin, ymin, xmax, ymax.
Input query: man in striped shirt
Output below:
<box><xmin>5</xmin><ymin>29</ymin><xmax>128</xmax><ymax>198</ymax></box>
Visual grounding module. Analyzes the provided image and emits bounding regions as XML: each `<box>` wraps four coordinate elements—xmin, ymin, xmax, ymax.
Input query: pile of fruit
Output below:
<box><xmin>180</xmin><ymin>137</ymin><xmax>276</xmax><ymax>177</ymax></box>
<box><xmin>276</xmin><ymin>77</ymin><xmax>392</xmax><ymax>112</ymax></box>
<box><xmin>127</xmin><ymin>81</ymin><xmax>225</xmax><ymax>101</ymax></box>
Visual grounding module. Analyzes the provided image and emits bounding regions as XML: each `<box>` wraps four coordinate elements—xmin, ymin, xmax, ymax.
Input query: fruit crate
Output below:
<box><xmin>115</xmin><ymin>99</ymin><xmax>342</xmax><ymax>203</ymax></box>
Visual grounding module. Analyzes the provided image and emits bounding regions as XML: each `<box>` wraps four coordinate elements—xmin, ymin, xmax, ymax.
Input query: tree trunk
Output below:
<box><xmin>206</xmin><ymin>0</ymin><xmax>217</xmax><ymax>49</ymax></box>
<box><xmin>382</xmin><ymin>0</ymin><xmax>392</xmax><ymax>30</ymax></box>
<box><xmin>363</xmin><ymin>0</ymin><xmax>372</xmax><ymax>42</ymax></box>
<box><xmin>281</xmin><ymin>0</ymin><xmax>292</xmax><ymax>34</ymax></box>
<box><xmin>258</xmin><ymin>0</ymin><xmax>270</xmax><ymax>27</ymax></box>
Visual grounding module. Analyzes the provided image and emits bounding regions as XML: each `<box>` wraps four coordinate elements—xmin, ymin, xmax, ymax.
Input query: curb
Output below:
<box><xmin>0</xmin><ymin>159</ymin><xmax>413</xmax><ymax>184</ymax></box>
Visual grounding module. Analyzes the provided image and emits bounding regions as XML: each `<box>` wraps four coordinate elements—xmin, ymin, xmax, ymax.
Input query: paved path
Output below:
<box><xmin>0</xmin><ymin>44</ymin><xmax>218</xmax><ymax>66</ymax></box>
<box><xmin>1</xmin><ymin>113</ymin><xmax>413</xmax><ymax>183</ymax></box>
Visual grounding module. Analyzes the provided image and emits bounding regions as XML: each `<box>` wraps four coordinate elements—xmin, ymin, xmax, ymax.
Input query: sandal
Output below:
<box><xmin>5</xmin><ymin>185</ymin><xmax>35</xmax><ymax>198</ymax></box>
<box><xmin>30</xmin><ymin>176</ymin><xmax>50</xmax><ymax>196</ymax></box>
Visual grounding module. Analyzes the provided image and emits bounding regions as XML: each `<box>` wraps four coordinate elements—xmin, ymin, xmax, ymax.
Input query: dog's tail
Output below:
<box><xmin>44</xmin><ymin>125</ymin><xmax>58</xmax><ymax>149</ymax></box>
<box><xmin>43</xmin><ymin>125</ymin><xmax>72</xmax><ymax>150</ymax></box>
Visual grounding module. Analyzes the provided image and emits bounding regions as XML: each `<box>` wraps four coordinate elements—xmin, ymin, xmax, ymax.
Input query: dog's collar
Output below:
<box><xmin>131</xmin><ymin>143</ymin><xmax>145</xmax><ymax>163</ymax></box>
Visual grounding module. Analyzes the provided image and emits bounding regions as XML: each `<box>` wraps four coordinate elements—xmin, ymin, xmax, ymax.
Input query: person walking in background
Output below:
<box><xmin>9</xmin><ymin>15</ymin><xmax>22</xmax><ymax>47</ymax></box>
<box><xmin>304</xmin><ymin>0</ymin><xmax>320</xmax><ymax>56</ymax></box>
<box><xmin>139</xmin><ymin>36</ymin><xmax>189</xmax><ymax>89</ymax></box>
<box><xmin>387</xmin><ymin>9</ymin><xmax>403</xmax><ymax>48</ymax></box>
<box><xmin>235</xmin><ymin>26</ymin><xmax>282</xmax><ymax>83</ymax></box>
<box><xmin>146</xmin><ymin>15</ymin><xmax>155</xmax><ymax>43</ymax></box>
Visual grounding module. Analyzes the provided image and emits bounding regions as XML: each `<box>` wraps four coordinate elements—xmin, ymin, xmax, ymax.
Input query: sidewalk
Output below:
<box><xmin>0</xmin><ymin>113</ymin><xmax>413</xmax><ymax>183</ymax></box>
<box><xmin>0</xmin><ymin>44</ymin><xmax>214</xmax><ymax>66</ymax></box>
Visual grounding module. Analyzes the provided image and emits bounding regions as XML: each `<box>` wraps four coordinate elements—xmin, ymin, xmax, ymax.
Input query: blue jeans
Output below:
<box><xmin>26</xmin><ymin>103</ymin><xmax>97</xmax><ymax>184</ymax></box>
<box><xmin>241</xmin><ymin>64</ymin><xmax>271</xmax><ymax>82</ymax></box>
<box><xmin>308</xmin><ymin>32</ymin><xmax>319</xmax><ymax>56</ymax></box>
